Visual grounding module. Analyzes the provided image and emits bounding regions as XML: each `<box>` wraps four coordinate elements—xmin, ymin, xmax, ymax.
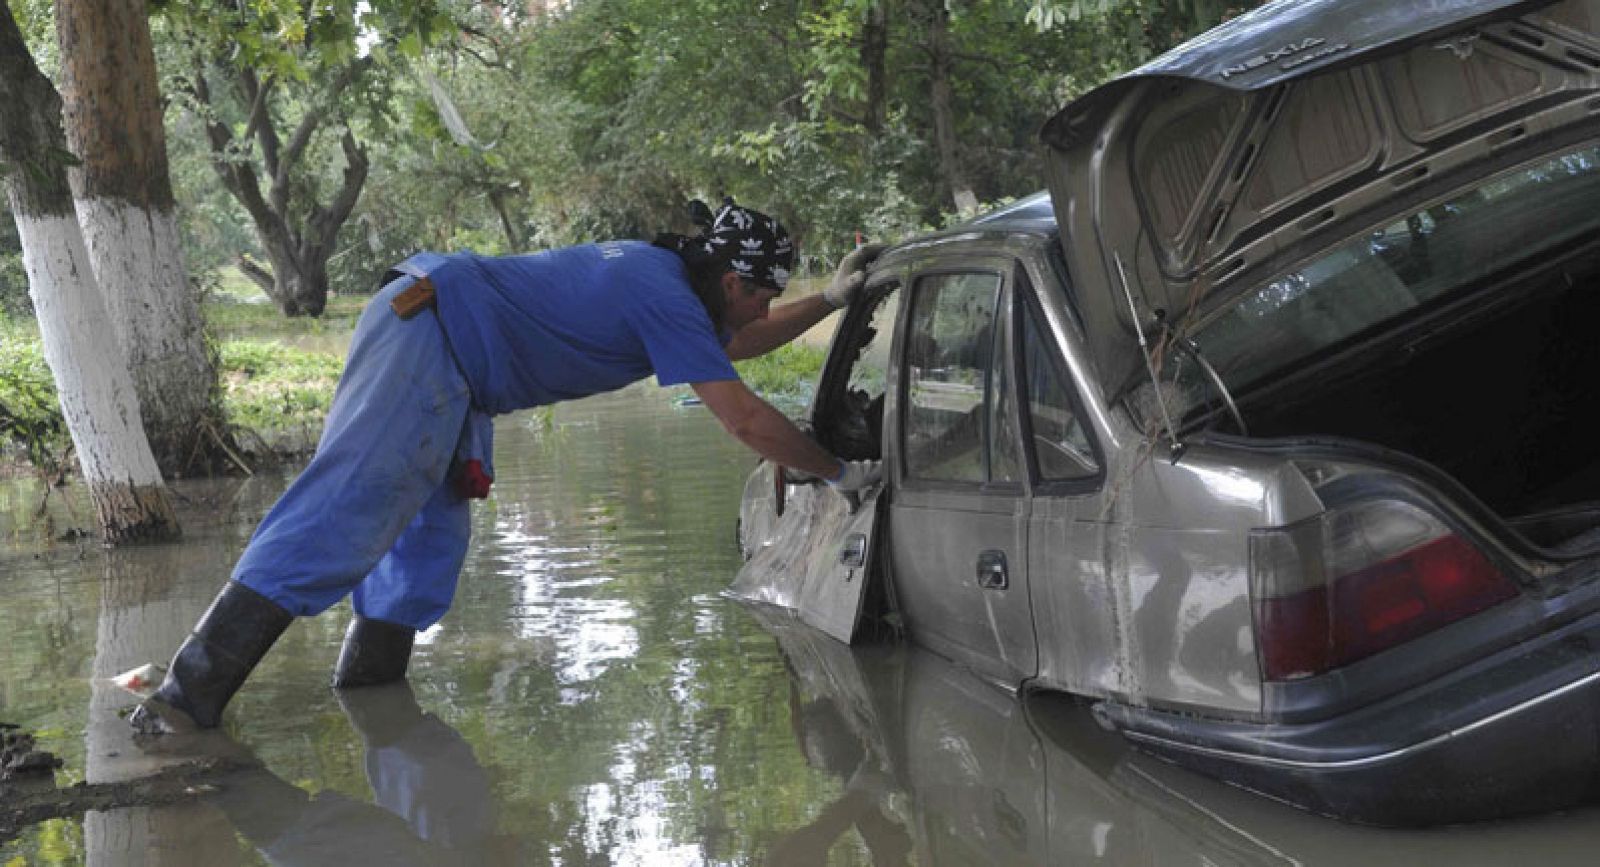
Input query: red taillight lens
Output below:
<box><xmin>1251</xmin><ymin>502</ymin><xmax>1520</xmax><ymax>681</ymax></box>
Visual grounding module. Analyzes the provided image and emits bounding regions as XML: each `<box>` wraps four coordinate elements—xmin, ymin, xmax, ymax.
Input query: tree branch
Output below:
<box><xmin>945</xmin><ymin>49</ymin><xmax>1034</xmax><ymax>73</ymax></box>
<box><xmin>309</xmin><ymin>128</ymin><xmax>368</xmax><ymax>254</ymax></box>
<box><xmin>239</xmin><ymin>72</ymin><xmax>275</xmax><ymax>145</ymax></box>
<box><xmin>275</xmin><ymin>56</ymin><xmax>371</xmax><ymax>201</ymax></box>
<box><xmin>235</xmin><ymin>254</ymin><xmax>274</xmax><ymax>292</ymax></box>
<box><xmin>240</xmin><ymin>67</ymin><xmax>282</xmax><ymax>185</ymax></box>
<box><xmin>188</xmin><ymin>63</ymin><xmax>293</xmax><ymax>281</ymax></box>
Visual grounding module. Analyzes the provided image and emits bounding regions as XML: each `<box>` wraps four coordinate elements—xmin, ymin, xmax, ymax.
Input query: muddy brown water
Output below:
<box><xmin>3</xmin><ymin>387</ymin><xmax>1600</xmax><ymax>865</ymax></box>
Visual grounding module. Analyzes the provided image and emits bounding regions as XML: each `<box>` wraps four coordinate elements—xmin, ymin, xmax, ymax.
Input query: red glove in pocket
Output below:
<box><xmin>453</xmin><ymin>458</ymin><xmax>493</xmax><ymax>499</ymax></box>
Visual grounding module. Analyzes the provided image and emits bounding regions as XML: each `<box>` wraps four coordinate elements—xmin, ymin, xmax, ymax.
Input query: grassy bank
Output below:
<box><xmin>0</xmin><ymin>289</ymin><xmax>363</xmax><ymax>469</ymax></box>
<box><xmin>731</xmin><ymin>342</ymin><xmax>826</xmax><ymax>410</ymax></box>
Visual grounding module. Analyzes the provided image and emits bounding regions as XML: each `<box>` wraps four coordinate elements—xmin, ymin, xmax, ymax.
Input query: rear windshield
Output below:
<box><xmin>1187</xmin><ymin>144</ymin><xmax>1600</xmax><ymax>400</ymax></box>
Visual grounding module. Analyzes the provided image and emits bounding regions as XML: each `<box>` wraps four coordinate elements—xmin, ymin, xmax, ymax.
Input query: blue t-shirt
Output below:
<box><xmin>404</xmin><ymin>242</ymin><xmax>738</xmax><ymax>415</ymax></box>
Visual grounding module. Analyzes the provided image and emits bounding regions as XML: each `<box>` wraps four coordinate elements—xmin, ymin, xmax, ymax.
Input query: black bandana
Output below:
<box><xmin>658</xmin><ymin>199</ymin><xmax>794</xmax><ymax>292</ymax></box>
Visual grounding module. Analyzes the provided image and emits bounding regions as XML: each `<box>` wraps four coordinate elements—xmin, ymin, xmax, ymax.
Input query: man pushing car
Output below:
<box><xmin>131</xmin><ymin>200</ymin><xmax>883</xmax><ymax>733</ymax></box>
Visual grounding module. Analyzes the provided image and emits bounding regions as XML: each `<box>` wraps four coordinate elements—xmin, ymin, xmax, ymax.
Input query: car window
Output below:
<box><xmin>903</xmin><ymin>272</ymin><xmax>1004</xmax><ymax>483</ymax></box>
<box><xmin>1021</xmin><ymin>296</ymin><xmax>1097</xmax><ymax>481</ymax></box>
<box><xmin>845</xmin><ymin>286</ymin><xmax>896</xmax><ymax>401</ymax></box>
<box><xmin>817</xmin><ymin>282</ymin><xmax>899</xmax><ymax>462</ymax></box>
<box><xmin>989</xmin><ymin>292</ymin><xmax>1023</xmax><ymax>484</ymax></box>
<box><xmin>1190</xmin><ymin>144</ymin><xmax>1600</xmax><ymax>398</ymax></box>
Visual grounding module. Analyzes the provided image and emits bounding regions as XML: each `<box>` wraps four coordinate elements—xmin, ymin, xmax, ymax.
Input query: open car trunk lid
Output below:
<box><xmin>1040</xmin><ymin>0</ymin><xmax>1596</xmax><ymax>396</ymax></box>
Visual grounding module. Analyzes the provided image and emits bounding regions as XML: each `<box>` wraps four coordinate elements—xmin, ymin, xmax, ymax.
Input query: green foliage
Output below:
<box><xmin>734</xmin><ymin>342</ymin><xmax>829</xmax><ymax>407</ymax></box>
<box><xmin>151</xmin><ymin>0</ymin><xmax>1261</xmax><ymax>309</ymax></box>
<box><xmin>158</xmin><ymin>0</ymin><xmax>452</xmax><ymax>87</ymax></box>
<box><xmin>0</xmin><ymin>313</ymin><xmax>350</xmax><ymax>471</ymax></box>
<box><xmin>204</xmin><ymin>290</ymin><xmax>364</xmax><ymax>338</ymax></box>
<box><xmin>1027</xmin><ymin>0</ymin><xmax>1251</xmax><ymax>36</ymax></box>
<box><xmin>153</xmin><ymin>0</ymin><xmax>459</xmax><ymax>312</ymax></box>
<box><xmin>5</xmin><ymin>0</ymin><xmax>56</xmax><ymax>75</ymax></box>
<box><xmin>0</xmin><ymin>207</ymin><xmax>28</xmax><ymax>317</ymax></box>
<box><xmin>0</xmin><ymin>322</ymin><xmax>68</xmax><ymax>474</ymax></box>
<box><xmin>216</xmin><ymin>339</ymin><xmax>342</xmax><ymax>447</ymax></box>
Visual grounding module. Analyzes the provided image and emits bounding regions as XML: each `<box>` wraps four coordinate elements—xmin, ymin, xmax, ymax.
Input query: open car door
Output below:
<box><xmin>729</xmin><ymin>275</ymin><xmax>902</xmax><ymax>643</ymax></box>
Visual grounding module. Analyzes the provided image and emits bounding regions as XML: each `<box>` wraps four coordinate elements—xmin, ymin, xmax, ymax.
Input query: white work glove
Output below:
<box><xmin>828</xmin><ymin>459</ymin><xmax>883</xmax><ymax>493</ymax></box>
<box><xmin>822</xmin><ymin>244</ymin><xmax>887</xmax><ymax>309</ymax></box>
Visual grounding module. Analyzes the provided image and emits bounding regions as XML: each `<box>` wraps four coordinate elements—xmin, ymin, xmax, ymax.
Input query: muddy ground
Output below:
<box><xmin>1</xmin><ymin>722</ymin><xmax>250</xmax><ymax>846</ymax></box>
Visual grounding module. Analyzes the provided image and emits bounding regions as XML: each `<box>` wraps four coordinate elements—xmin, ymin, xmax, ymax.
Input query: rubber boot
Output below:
<box><xmin>129</xmin><ymin>581</ymin><xmax>294</xmax><ymax>733</ymax></box>
<box><xmin>331</xmin><ymin>616</ymin><xmax>415</xmax><ymax>689</ymax></box>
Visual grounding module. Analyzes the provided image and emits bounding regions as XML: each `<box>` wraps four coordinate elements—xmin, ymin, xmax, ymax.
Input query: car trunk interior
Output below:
<box><xmin>1231</xmin><ymin>247</ymin><xmax>1600</xmax><ymax>547</ymax></box>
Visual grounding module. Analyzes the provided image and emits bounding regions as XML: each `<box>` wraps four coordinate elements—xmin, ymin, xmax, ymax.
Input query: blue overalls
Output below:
<box><xmin>230</xmin><ymin>243</ymin><xmax>735</xmax><ymax>631</ymax></box>
<box><xmin>231</xmin><ymin>263</ymin><xmax>491</xmax><ymax>630</ymax></box>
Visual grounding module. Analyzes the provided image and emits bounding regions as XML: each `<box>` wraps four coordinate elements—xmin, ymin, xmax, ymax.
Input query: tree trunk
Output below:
<box><xmin>862</xmin><ymin>2</ymin><xmax>889</xmax><ymax>135</ymax></box>
<box><xmin>257</xmin><ymin>231</ymin><xmax>330</xmax><ymax>317</ymax></box>
<box><xmin>925</xmin><ymin>2</ymin><xmax>977</xmax><ymax>215</ymax></box>
<box><xmin>56</xmin><ymin>0</ymin><xmax>221</xmax><ymax>475</ymax></box>
<box><xmin>187</xmin><ymin>62</ymin><xmax>371</xmax><ymax>318</ymax></box>
<box><xmin>0</xmin><ymin>6</ymin><xmax>179</xmax><ymax>545</ymax></box>
<box><xmin>489</xmin><ymin>187</ymin><xmax>522</xmax><ymax>250</ymax></box>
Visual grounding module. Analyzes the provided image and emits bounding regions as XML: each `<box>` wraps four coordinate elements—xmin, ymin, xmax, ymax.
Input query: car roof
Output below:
<box><xmin>876</xmin><ymin>191</ymin><xmax>1058</xmax><ymax>266</ymax></box>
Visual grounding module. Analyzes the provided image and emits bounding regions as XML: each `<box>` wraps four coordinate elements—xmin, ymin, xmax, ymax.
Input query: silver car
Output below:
<box><xmin>732</xmin><ymin>0</ymin><xmax>1600</xmax><ymax>825</ymax></box>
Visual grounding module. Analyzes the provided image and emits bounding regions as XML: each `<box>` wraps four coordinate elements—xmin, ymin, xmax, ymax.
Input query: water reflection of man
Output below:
<box><xmin>207</xmin><ymin>683</ymin><xmax>506</xmax><ymax>865</ymax></box>
<box><xmin>339</xmin><ymin>683</ymin><xmax>495</xmax><ymax>852</ymax></box>
<box><xmin>131</xmin><ymin>201</ymin><xmax>884</xmax><ymax>733</ymax></box>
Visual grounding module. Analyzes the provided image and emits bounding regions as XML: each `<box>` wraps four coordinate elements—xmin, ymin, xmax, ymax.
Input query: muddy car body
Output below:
<box><xmin>731</xmin><ymin>0</ymin><xmax>1600</xmax><ymax>825</ymax></box>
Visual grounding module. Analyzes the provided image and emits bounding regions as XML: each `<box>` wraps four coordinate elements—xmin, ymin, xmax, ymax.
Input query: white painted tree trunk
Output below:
<box><xmin>58</xmin><ymin>0</ymin><xmax>218</xmax><ymax>473</ymax></box>
<box><xmin>2</xmin><ymin>1</ymin><xmax>178</xmax><ymax>543</ymax></box>
<box><xmin>15</xmin><ymin>212</ymin><xmax>178</xmax><ymax>542</ymax></box>
<box><xmin>76</xmin><ymin>199</ymin><xmax>213</xmax><ymax>462</ymax></box>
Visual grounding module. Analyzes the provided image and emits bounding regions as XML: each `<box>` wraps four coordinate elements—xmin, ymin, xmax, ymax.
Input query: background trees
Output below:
<box><xmin>159</xmin><ymin>0</ymin><xmax>452</xmax><ymax>316</ymax></box>
<box><xmin>1</xmin><ymin>0</ymin><xmax>1258</xmax><ymax>318</ymax></box>
<box><xmin>310</xmin><ymin>0</ymin><xmax>1256</xmax><ymax>273</ymax></box>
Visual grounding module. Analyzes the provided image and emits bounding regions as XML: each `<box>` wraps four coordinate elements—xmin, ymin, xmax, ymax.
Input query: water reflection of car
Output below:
<box><xmin>731</xmin><ymin>0</ymin><xmax>1600</xmax><ymax>826</ymax></box>
<box><xmin>754</xmin><ymin>607</ymin><xmax>1600</xmax><ymax>865</ymax></box>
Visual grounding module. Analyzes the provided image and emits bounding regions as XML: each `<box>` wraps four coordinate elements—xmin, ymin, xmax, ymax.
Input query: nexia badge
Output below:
<box><xmin>1220</xmin><ymin>37</ymin><xmax>1349</xmax><ymax>80</ymax></box>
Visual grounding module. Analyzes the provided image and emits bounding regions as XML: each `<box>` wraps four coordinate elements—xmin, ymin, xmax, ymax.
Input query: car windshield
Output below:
<box><xmin>1182</xmin><ymin>144</ymin><xmax>1600</xmax><ymax>408</ymax></box>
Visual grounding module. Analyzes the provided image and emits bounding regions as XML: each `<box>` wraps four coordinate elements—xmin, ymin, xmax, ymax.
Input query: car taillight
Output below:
<box><xmin>1250</xmin><ymin>500</ymin><xmax>1519</xmax><ymax>681</ymax></box>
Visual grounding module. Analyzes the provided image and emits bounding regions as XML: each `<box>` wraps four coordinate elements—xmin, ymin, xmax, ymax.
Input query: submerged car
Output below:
<box><xmin>730</xmin><ymin>0</ymin><xmax>1600</xmax><ymax>826</ymax></box>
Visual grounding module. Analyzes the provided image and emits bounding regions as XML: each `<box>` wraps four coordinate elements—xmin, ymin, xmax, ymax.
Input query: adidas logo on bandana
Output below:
<box><xmin>657</xmin><ymin>198</ymin><xmax>794</xmax><ymax>292</ymax></box>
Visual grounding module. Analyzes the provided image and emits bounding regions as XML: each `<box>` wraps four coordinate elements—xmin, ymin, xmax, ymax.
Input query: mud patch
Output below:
<box><xmin>1</xmin><ymin>724</ymin><xmax>63</xmax><ymax>779</ymax></box>
<box><xmin>1</xmin><ymin>723</ymin><xmax>248</xmax><ymax>845</ymax></box>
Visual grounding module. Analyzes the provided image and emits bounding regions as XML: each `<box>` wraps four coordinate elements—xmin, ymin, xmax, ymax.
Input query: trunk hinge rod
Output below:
<box><xmin>1165</xmin><ymin>325</ymin><xmax>1249</xmax><ymax>437</ymax></box>
<box><xmin>1115</xmin><ymin>254</ymin><xmax>1185</xmax><ymax>463</ymax></box>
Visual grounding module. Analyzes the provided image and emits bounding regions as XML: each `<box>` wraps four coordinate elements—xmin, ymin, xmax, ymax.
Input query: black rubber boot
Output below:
<box><xmin>129</xmin><ymin>581</ymin><xmax>294</xmax><ymax>733</ymax></box>
<box><xmin>335</xmin><ymin>681</ymin><xmax>426</xmax><ymax>748</ymax></box>
<box><xmin>331</xmin><ymin>616</ymin><xmax>415</xmax><ymax>689</ymax></box>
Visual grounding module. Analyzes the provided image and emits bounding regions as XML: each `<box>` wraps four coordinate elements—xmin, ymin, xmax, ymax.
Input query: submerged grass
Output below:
<box><xmin>217</xmin><ymin>340</ymin><xmax>343</xmax><ymax>450</ymax></box>
<box><xmin>732</xmin><ymin>342</ymin><xmax>826</xmax><ymax>410</ymax></box>
<box><xmin>204</xmin><ymin>294</ymin><xmax>365</xmax><ymax>340</ymax></box>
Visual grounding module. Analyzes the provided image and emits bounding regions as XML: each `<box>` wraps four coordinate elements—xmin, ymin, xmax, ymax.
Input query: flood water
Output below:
<box><xmin>4</xmin><ymin>387</ymin><xmax>1600</xmax><ymax>865</ymax></box>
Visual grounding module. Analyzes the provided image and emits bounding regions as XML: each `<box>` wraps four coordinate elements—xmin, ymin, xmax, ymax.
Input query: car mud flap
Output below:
<box><xmin>728</xmin><ymin>484</ymin><xmax>884</xmax><ymax>644</ymax></box>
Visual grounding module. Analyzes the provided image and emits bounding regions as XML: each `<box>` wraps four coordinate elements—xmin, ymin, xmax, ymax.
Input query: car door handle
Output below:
<box><xmin>839</xmin><ymin>533</ymin><xmax>868</xmax><ymax>570</ymax></box>
<box><xmin>977</xmin><ymin>550</ymin><xmax>1008</xmax><ymax>590</ymax></box>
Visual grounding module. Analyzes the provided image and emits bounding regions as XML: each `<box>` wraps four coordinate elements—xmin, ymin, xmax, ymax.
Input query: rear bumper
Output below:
<box><xmin>1095</xmin><ymin>607</ymin><xmax>1600</xmax><ymax>826</ymax></box>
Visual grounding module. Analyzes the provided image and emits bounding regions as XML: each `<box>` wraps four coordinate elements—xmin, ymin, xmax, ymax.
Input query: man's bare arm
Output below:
<box><xmin>692</xmin><ymin>379</ymin><xmax>840</xmax><ymax>479</ymax></box>
<box><xmin>724</xmin><ymin>294</ymin><xmax>834</xmax><ymax>361</ymax></box>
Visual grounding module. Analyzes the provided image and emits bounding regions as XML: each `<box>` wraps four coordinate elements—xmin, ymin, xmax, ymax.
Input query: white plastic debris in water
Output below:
<box><xmin>112</xmin><ymin>663</ymin><xmax>166</xmax><ymax>697</ymax></box>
